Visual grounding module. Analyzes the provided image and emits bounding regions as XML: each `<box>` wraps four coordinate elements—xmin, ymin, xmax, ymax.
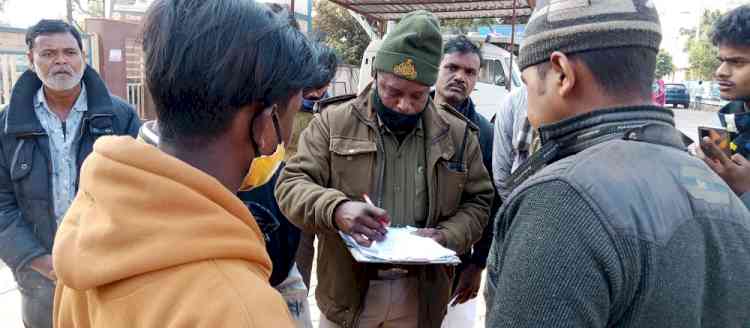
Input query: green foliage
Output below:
<box><xmin>441</xmin><ymin>18</ymin><xmax>498</xmax><ymax>34</ymax></box>
<box><xmin>312</xmin><ymin>2</ymin><xmax>525</xmax><ymax>65</ymax></box>
<box><xmin>655</xmin><ymin>49</ymin><xmax>675</xmax><ymax>79</ymax></box>
<box><xmin>312</xmin><ymin>0</ymin><xmax>371</xmax><ymax>66</ymax></box>
<box><xmin>687</xmin><ymin>39</ymin><xmax>721</xmax><ymax>80</ymax></box>
<box><xmin>683</xmin><ymin>9</ymin><xmax>723</xmax><ymax>80</ymax></box>
<box><xmin>441</xmin><ymin>14</ymin><xmax>529</xmax><ymax>34</ymax></box>
<box><xmin>84</xmin><ymin>0</ymin><xmax>105</xmax><ymax>17</ymax></box>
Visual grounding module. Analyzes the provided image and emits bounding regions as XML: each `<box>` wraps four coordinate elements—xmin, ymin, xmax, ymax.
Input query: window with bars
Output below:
<box><xmin>125</xmin><ymin>38</ymin><xmax>146</xmax><ymax>118</ymax></box>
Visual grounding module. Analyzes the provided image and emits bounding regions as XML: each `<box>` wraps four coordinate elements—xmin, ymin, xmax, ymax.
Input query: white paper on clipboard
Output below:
<box><xmin>339</xmin><ymin>226</ymin><xmax>461</xmax><ymax>265</ymax></box>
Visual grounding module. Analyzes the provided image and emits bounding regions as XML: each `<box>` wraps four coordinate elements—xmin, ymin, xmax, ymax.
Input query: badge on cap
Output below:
<box><xmin>393</xmin><ymin>58</ymin><xmax>417</xmax><ymax>80</ymax></box>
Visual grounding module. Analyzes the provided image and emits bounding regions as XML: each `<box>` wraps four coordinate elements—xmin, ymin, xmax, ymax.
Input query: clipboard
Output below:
<box><xmin>338</xmin><ymin>227</ymin><xmax>461</xmax><ymax>265</ymax></box>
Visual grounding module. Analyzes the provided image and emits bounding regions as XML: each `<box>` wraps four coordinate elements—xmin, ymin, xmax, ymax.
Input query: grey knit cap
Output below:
<box><xmin>518</xmin><ymin>0</ymin><xmax>663</xmax><ymax>71</ymax></box>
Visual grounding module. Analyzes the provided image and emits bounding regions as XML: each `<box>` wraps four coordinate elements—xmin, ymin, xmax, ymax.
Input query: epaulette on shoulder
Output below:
<box><xmin>314</xmin><ymin>94</ymin><xmax>358</xmax><ymax>113</ymax></box>
<box><xmin>439</xmin><ymin>103</ymin><xmax>479</xmax><ymax>132</ymax></box>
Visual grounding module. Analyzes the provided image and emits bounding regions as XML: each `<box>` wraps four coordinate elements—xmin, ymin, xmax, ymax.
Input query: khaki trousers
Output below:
<box><xmin>319</xmin><ymin>277</ymin><xmax>419</xmax><ymax>328</ymax></box>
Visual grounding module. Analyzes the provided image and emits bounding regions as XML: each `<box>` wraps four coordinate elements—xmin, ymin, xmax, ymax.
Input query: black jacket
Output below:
<box><xmin>238</xmin><ymin>166</ymin><xmax>300</xmax><ymax>287</ymax></box>
<box><xmin>718</xmin><ymin>100</ymin><xmax>750</xmax><ymax>157</ymax></box>
<box><xmin>0</xmin><ymin>67</ymin><xmax>140</xmax><ymax>287</ymax></box>
<box><xmin>454</xmin><ymin>97</ymin><xmax>501</xmax><ymax>267</ymax></box>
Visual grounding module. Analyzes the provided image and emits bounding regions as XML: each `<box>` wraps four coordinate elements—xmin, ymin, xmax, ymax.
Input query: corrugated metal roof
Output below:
<box><xmin>328</xmin><ymin>0</ymin><xmax>532</xmax><ymax>21</ymax></box>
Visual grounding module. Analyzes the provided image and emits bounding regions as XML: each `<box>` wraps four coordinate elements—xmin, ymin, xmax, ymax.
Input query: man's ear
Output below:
<box><xmin>26</xmin><ymin>51</ymin><xmax>34</xmax><ymax>71</ymax></box>
<box><xmin>550</xmin><ymin>51</ymin><xmax>576</xmax><ymax>98</ymax></box>
<box><xmin>253</xmin><ymin>105</ymin><xmax>279</xmax><ymax>155</ymax></box>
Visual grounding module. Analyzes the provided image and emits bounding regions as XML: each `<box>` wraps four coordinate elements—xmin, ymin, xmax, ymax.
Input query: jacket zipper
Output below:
<box><xmin>347</xmin><ymin>95</ymin><xmax>389</xmax><ymax>327</ymax></box>
<box><xmin>74</xmin><ymin>117</ymin><xmax>89</xmax><ymax>191</ymax></box>
<box><xmin>365</xmin><ymin>100</ymin><xmax>387</xmax><ymax>208</ymax></box>
<box><xmin>350</xmin><ymin>113</ymin><xmax>384</xmax><ymax>328</ymax></box>
<box><xmin>425</xmin><ymin>125</ymin><xmax>451</xmax><ymax>228</ymax></box>
<box><xmin>374</xmin><ymin>129</ymin><xmax>386</xmax><ymax>207</ymax></box>
<box><xmin>44</xmin><ymin>138</ymin><xmax>57</xmax><ymax>235</ymax></box>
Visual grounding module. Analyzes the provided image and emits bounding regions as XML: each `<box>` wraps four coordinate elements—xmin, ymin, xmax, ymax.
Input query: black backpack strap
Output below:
<box><xmin>314</xmin><ymin>94</ymin><xmax>357</xmax><ymax>113</ymax></box>
<box><xmin>622</xmin><ymin>123</ymin><xmax>691</xmax><ymax>151</ymax></box>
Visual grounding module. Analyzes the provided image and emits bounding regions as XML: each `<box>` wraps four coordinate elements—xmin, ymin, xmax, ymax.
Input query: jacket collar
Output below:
<box><xmin>352</xmin><ymin>83</ymin><xmax>450</xmax><ymax>144</ymax></box>
<box><xmin>5</xmin><ymin>66</ymin><xmax>115</xmax><ymax>136</ymax></box>
<box><xmin>429</xmin><ymin>90</ymin><xmax>478</xmax><ymax>123</ymax></box>
<box><xmin>539</xmin><ymin>106</ymin><xmax>675</xmax><ymax>145</ymax></box>
<box><xmin>456</xmin><ymin>97</ymin><xmax>477</xmax><ymax>121</ymax></box>
<box><xmin>507</xmin><ymin>106</ymin><xmax>682</xmax><ymax>191</ymax></box>
<box><xmin>718</xmin><ymin>101</ymin><xmax>750</xmax><ymax>133</ymax></box>
<box><xmin>719</xmin><ymin>100</ymin><xmax>749</xmax><ymax>115</ymax></box>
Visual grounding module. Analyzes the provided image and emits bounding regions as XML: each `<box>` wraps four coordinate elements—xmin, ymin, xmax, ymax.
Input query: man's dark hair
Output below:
<box><xmin>142</xmin><ymin>0</ymin><xmax>318</xmax><ymax>142</ymax></box>
<box><xmin>444</xmin><ymin>35</ymin><xmax>484</xmax><ymax>67</ymax></box>
<box><xmin>537</xmin><ymin>47</ymin><xmax>656</xmax><ymax>100</ymax></box>
<box><xmin>304</xmin><ymin>43</ymin><xmax>338</xmax><ymax>93</ymax></box>
<box><xmin>26</xmin><ymin>19</ymin><xmax>83</xmax><ymax>51</ymax></box>
<box><xmin>711</xmin><ymin>5</ymin><xmax>750</xmax><ymax>47</ymax></box>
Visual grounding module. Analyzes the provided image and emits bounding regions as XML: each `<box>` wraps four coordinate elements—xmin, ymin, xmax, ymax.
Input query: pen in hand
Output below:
<box><xmin>363</xmin><ymin>194</ymin><xmax>391</xmax><ymax>228</ymax></box>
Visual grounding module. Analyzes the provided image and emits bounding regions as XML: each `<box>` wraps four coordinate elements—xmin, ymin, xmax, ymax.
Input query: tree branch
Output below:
<box><xmin>72</xmin><ymin>0</ymin><xmax>102</xmax><ymax>17</ymax></box>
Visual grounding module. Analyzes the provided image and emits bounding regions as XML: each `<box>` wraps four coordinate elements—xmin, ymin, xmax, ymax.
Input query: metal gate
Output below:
<box><xmin>0</xmin><ymin>52</ymin><xmax>27</xmax><ymax>107</ymax></box>
<box><xmin>124</xmin><ymin>37</ymin><xmax>147</xmax><ymax>118</ymax></box>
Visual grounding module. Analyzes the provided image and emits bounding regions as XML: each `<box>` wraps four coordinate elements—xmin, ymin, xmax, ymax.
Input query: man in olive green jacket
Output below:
<box><xmin>275</xmin><ymin>10</ymin><xmax>493</xmax><ymax>328</ymax></box>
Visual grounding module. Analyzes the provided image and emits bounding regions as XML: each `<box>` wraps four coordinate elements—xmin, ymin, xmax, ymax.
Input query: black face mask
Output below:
<box><xmin>372</xmin><ymin>89</ymin><xmax>423</xmax><ymax>134</ymax></box>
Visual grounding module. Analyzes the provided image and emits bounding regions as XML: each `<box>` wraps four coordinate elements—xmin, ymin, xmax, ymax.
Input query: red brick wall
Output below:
<box><xmin>84</xmin><ymin>19</ymin><xmax>140</xmax><ymax>100</ymax></box>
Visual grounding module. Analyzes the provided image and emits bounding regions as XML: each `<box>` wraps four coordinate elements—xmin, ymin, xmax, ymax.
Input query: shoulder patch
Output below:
<box><xmin>314</xmin><ymin>94</ymin><xmax>357</xmax><ymax>113</ymax></box>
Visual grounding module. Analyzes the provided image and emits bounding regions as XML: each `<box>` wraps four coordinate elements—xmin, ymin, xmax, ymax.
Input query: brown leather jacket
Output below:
<box><xmin>275</xmin><ymin>85</ymin><xmax>493</xmax><ymax>327</ymax></box>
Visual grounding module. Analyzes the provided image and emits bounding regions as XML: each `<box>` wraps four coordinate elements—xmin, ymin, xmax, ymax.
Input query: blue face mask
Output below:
<box><xmin>302</xmin><ymin>98</ymin><xmax>317</xmax><ymax>112</ymax></box>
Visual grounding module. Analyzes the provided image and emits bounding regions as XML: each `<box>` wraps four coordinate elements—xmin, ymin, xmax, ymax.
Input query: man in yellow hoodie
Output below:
<box><xmin>51</xmin><ymin>0</ymin><xmax>320</xmax><ymax>326</ymax></box>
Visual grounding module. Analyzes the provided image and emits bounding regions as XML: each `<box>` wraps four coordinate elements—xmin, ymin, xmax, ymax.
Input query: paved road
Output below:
<box><xmin>673</xmin><ymin>109</ymin><xmax>721</xmax><ymax>144</ymax></box>
<box><xmin>0</xmin><ymin>262</ymin><xmax>22</xmax><ymax>327</ymax></box>
<box><xmin>0</xmin><ymin>109</ymin><xmax>722</xmax><ymax>328</ymax></box>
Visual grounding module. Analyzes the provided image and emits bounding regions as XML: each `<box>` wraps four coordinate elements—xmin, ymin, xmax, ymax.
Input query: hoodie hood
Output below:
<box><xmin>53</xmin><ymin>136</ymin><xmax>271</xmax><ymax>290</ymax></box>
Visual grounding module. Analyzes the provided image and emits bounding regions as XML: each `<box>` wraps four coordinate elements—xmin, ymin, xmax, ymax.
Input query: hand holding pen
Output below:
<box><xmin>332</xmin><ymin>194</ymin><xmax>391</xmax><ymax>247</ymax></box>
<box><xmin>363</xmin><ymin>194</ymin><xmax>391</xmax><ymax>228</ymax></box>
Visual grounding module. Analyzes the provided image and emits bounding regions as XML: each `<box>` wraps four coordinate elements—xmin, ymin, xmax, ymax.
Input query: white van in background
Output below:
<box><xmin>357</xmin><ymin>39</ymin><xmax>522</xmax><ymax>121</ymax></box>
<box><xmin>472</xmin><ymin>42</ymin><xmax>522</xmax><ymax>120</ymax></box>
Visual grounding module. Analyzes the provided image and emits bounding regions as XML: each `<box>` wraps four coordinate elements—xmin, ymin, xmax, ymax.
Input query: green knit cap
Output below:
<box><xmin>374</xmin><ymin>10</ymin><xmax>443</xmax><ymax>86</ymax></box>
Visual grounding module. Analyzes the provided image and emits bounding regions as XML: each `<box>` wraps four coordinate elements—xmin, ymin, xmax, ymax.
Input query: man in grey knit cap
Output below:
<box><xmin>485</xmin><ymin>0</ymin><xmax>750</xmax><ymax>327</ymax></box>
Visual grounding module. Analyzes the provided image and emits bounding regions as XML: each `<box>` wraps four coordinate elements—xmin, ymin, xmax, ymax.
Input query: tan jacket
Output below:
<box><xmin>53</xmin><ymin>136</ymin><xmax>294</xmax><ymax>328</ymax></box>
<box><xmin>275</xmin><ymin>85</ymin><xmax>493</xmax><ymax>327</ymax></box>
